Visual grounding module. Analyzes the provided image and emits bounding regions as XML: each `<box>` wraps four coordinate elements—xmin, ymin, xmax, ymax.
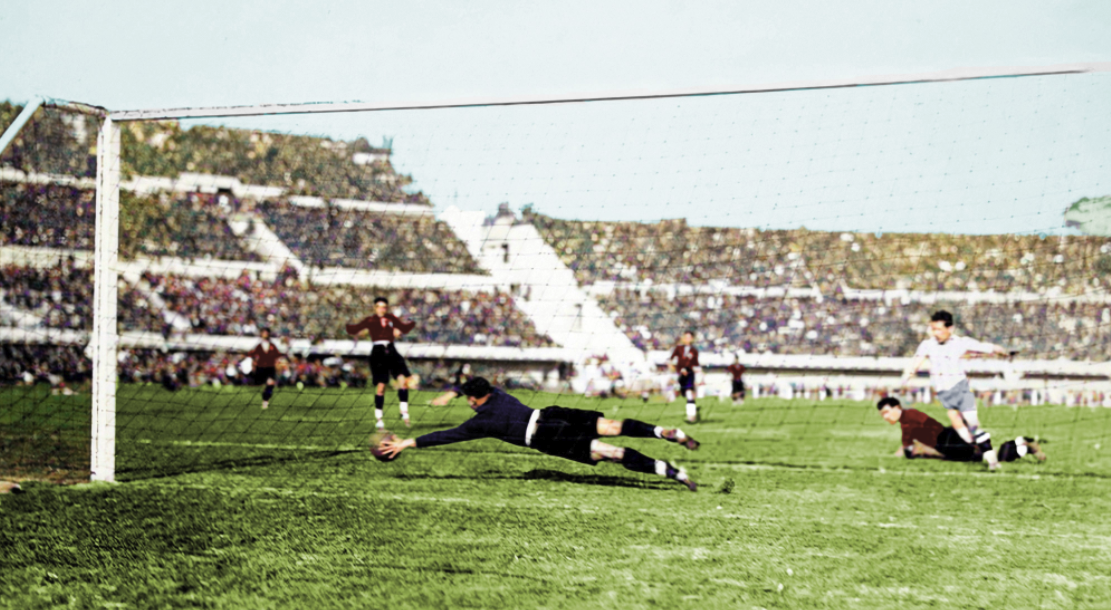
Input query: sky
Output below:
<box><xmin>2</xmin><ymin>1</ymin><xmax>1111</xmax><ymax>235</ymax></box>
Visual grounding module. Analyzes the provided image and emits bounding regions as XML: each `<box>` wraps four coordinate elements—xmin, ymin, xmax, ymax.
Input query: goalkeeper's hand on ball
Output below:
<box><xmin>377</xmin><ymin>435</ymin><xmax>415</xmax><ymax>460</ymax></box>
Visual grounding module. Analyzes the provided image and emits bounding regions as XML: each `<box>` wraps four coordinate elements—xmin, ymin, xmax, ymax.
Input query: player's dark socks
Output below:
<box><xmin>262</xmin><ymin>385</ymin><xmax>274</xmax><ymax>401</ymax></box>
<box><xmin>620</xmin><ymin>419</ymin><xmax>658</xmax><ymax>438</ymax></box>
<box><xmin>398</xmin><ymin>389</ymin><xmax>409</xmax><ymax>402</ymax></box>
<box><xmin>374</xmin><ymin>394</ymin><xmax>385</xmax><ymax>409</ymax></box>
<box><xmin>997</xmin><ymin>440</ymin><xmax>1019</xmax><ymax>462</ymax></box>
<box><xmin>620</xmin><ymin>449</ymin><xmax>659</xmax><ymax>474</ymax></box>
<box><xmin>973</xmin><ymin>428</ymin><xmax>994</xmax><ymax>452</ymax></box>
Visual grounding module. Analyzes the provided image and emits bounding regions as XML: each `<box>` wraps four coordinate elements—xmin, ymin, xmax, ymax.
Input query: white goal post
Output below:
<box><xmin>6</xmin><ymin>61</ymin><xmax>1107</xmax><ymax>482</ymax></box>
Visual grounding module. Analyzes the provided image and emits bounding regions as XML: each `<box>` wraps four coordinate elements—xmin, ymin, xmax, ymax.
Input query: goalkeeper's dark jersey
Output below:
<box><xmin>416</xmin><ymin>389</ymin><xmax>534</xmax><ymax>449</ymax></box>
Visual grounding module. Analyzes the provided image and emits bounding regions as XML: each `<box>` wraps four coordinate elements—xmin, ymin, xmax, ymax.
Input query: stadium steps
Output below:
<box><xmin>440</xmin><ymin>207</ymin><xmax>644</xmax><ymax>364</ymax></box>
<box><xmin>243</xmin><ymin>214</ymin><xmax>305</xmax><ymax>273</ymax></box>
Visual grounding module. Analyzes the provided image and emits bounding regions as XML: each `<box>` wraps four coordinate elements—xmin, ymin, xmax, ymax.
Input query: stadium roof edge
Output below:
<box><xmin>106</xmin><ymin>61</ymin><xmax>1111</xmax><ymax>122</ymax></box>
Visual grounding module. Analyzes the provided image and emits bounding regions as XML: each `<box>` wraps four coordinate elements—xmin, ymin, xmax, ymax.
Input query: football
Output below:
<box><xmin>369</xmin><ymin>431</ymin><xmax>400</xmax><ymax>462</ymax></box>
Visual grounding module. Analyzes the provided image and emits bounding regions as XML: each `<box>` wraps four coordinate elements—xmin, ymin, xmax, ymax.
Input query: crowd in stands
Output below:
<box><xmin>116</xmin><ymin>349</ymin><xmax>370</xmax><ymax>389</ymax></box>
<box><xmin>120</xmin><ymin>272</ymin><xmax>557</xmax><ymax>348</ymax></box>
<box><xmin>121</xmin><ymin>121</ymin><xmax>429</xmax><ymax>203</ymax></box>
<box><xmin>259</xmin><ymin>199</ymin><xmax>480</xmax><ymax>272</ymax></box>
<box><xmin>0</xmin><ymin>102</ymin><xmax>97</xmax><ymax>177</ymax></box>
<box><xmin>526</xmin><ymin>211</ymin><xmax>1111</xmax><ymax>295</ymax></box>
<box><xmin>120</xmin><ymin>190</ymin><xmax>260</xmax><ymax>261</ymax></box>
<box><xmin>1</xmin><ymin>181</ymin><xmax>95</xmax><ymax>250</ymax></box>
<box><xmin>1</xmin><ymin>262</ymin><xmax>92</xmax><ymax>330</ymax></box>
<box><xmin>600</xmin><ymin>288</ymin><xmax>1111</xmax><ymax>361</ymax></box>
<box><xmin>0</xmin><ymin>344</ymin><xmax>90</xmax><ymax>385</ymax></box>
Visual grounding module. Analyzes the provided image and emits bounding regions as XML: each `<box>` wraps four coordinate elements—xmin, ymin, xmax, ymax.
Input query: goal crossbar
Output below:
<box><xmin>109</xmin><ymin>61</ymin><xmax>1111</xmax><ymax>121</ymax></box>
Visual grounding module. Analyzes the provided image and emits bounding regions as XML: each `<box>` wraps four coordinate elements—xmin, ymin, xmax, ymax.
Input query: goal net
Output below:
<box><xmin>3</xmin><ymin>66</ymin><xmax>1111</xmax><ymax>484</ymax></box>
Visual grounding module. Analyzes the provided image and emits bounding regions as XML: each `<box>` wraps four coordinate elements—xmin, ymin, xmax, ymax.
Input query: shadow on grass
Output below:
<box><xmin>117</xmin><ymin>449</ymin><xmax>360</xmax><ymax>481</ymax></box>
<box><xmin>520</xmin><ymin>468</ymin><xmax>676</xmax><ymax>490</ymax></box>
<box><xmin>395</xmin><ymin>468</ymin><xmax>675</xmax><ymax>490</ymax></box>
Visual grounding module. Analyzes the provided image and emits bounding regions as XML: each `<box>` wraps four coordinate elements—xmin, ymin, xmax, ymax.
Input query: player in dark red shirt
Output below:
<box><xmin>877</xmin><ymin>397</ymin><xmax>1045</xmax><ymax>464</ymax></box>
<box><xmin>726</xmin><ymin>356</ymin><xmax>746</xmax><ymax>405</ymax></box>
<box><xmin>669</xmin><ymin>330</ymin><xmax>702</xmax><ymax>423</ymax></box>
<box><xmin>242</xmin><ymin>328</ymin><xmax>289</xmax><ymax>409</ymax></box>
<box><xmin>346</xmin><ymin>296</ymin><xmax>417</xmax><ymax>429</ymax></box>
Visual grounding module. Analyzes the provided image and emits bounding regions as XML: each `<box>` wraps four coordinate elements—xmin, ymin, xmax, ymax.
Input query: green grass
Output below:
<box><xmin>2</xmin><ymin>385</ymin><xmax>1111</xmax><ymax>609</ymax></box>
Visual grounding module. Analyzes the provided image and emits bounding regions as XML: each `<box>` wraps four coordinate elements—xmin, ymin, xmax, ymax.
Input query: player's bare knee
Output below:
<box><xmin>589</xmin><ymin>440</ymin><xmax>623</xmax><ymax>462</ymax></box>
<box><xmin>595</xmin><ymin>418</ymin><xmax>621</xmax><ymax>436</ymax></box>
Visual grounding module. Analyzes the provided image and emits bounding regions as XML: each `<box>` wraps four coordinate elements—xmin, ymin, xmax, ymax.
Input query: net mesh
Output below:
<box><xmin>2</xmin><ymin>72</ymin><xmax>1111</xmax><ymax>482</ymax></box>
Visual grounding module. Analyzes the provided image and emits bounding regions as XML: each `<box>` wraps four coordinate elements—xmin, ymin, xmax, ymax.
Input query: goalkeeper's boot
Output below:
<box><xmin>662</xmin><ymin>428</ymin><xmax>700</xmax><ymax>451</ymax></box>
<box><xmin>668</xmin><ymin>465</ymin><xmax>697</xmax><ymax>492</ymax></box>
<box><xmin>1025</xmin><ymin>438</ymin><xmax>1047</xmax><ymax>462</ymax></box>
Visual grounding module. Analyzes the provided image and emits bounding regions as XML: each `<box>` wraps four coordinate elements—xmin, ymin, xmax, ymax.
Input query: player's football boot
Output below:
<box><xmin>673</xmin><ymin>467</ymin><xmax>697</xmax><ymax>492</ymax></box>
<box><xmin>1026</xmin><ymin>439</ymin><xmax>1047</xmax><ymax>461</ymax></box>
<box><xmin>663</xmin><ymin>428</ymin><xmax>700</xmax><ymax>451</ymax></box>
<box><xmin>261</xmin><ymin>400</ymin><xmax>269</xmax><ymax>410</ymax></box>
<box><xmin>375</xmin><ymin>419</ymin><xmax>386</xmax><ymax>431</ymax></box>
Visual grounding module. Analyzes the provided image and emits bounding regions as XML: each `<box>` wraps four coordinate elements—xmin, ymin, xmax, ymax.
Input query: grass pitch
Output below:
<box><xmin>2</xmin><ymin>385</ymin><xmax>1110</xmax><ymax>609</ymax></box>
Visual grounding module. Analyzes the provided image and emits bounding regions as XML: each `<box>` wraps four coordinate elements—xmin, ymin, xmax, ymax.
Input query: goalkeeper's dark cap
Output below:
<box><xmin>877</xmin><ymin>396</ymin><xmax>901</xmax><ymax>410</ymax></box>
<box><xmin>461</xmin><ymin>377</ymin><xmax>493</xmax><ymax>399</ymax></box>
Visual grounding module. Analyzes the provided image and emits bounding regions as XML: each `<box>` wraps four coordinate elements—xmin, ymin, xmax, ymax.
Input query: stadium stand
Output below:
<box><xmin>0</xmin><ymin>102</ymin><xmax>97</xmax><ymax>177</ymax></box>
<box><xmin>120</xmin><ymin>122</ymin><xmax>427</xmax><ymax>203</ymax></box>
<box><xmin>0</xmin><ymin>343</ymin><xmax>90</xmax><ymax>385</ymax></box>
<box><xmin>1</xmin><ymin>181</ymin><xmax>96</xmax><ymax>250</ymax></box>
<box><xmin>120</xmin><ymin>190</ymin><xmax>261</xmax><ymax>261</ymax></box>
<box><xmin>526</xmin><ymin>210</ymin><xmax>1111</xmax><ymax>295</ymax></box>
<box><xmin>600</xmin><ymin>288</ymin><xmax>1111</xmax><ymax>361</ymax></box>
<box><xmin>258</xmin><ymin>199</ymin><xmax>481</xmax><ymax>272</ymax></box>
<box><xmin>1</xmin><ymin>263</ymin><xmax>93</xmax><ymax>330</ymax></box>
<box><xmin>120</xmin><ymin>272</ymin><xmax>556</xmax><ymax>347</ymax></box>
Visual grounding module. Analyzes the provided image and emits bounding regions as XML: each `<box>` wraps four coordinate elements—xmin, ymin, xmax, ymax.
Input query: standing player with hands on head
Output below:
<box><xmin>242</xmin><ymin>327</ymin><xmax>288</xmax><ymax>409</ymax></box>
<box><xmin>900</xmin><ymin>310</ymin><xmax>1013</xmax><ymax>470</ymax></box>
<box><xmin>670</xmin><ymin>330</ymin><xmax>702</xmax><ymax>423</ymax></box>
<box><xmin>379</xmin><ymin>377</ymin><xmax>702</xmax><ymax>491</ymax></box>
<box><xmin>346</xmin><ymin>296</ymin><xmax>417</xmax><ymax>430</ymax></box>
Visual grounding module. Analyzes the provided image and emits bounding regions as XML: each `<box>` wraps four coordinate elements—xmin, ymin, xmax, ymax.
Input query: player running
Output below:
<box><xmin>379</xmin><ymin>377</ymin><xmax>701</xmax><ymax>491</ymax></box>
<box><xmin>346</xmin><ymin>296</ymin><xmax>417</xmax><ymax>430</ymax></box>
<box><xmin>877</xmin><ymin>396</ymin><xmax>1045</xmax><ymax>463</ymax></box>
<box><xmin>726</xmin><ymin>355</ymin><xmax>746</xmax><ymax>405</ymax></box>
<box><xmin>242</xmin><ymin>328</ymin><xmax>288</xmax><ymax>409</ymax></box>
<box><xmin>900</xmin><ymin>310</ymin><xmax>1011</xmax><ymax>470</ymax></box>
<box><xmin>669</xmin><ymin>330</ymin><xmax>702</xmax><ymax>423</ymax></box>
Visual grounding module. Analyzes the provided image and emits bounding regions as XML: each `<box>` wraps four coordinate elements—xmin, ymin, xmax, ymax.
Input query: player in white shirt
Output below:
<box><xmin>900</xmin><ymin>310</ymin><xmax>1011</xmax><ymax>471</ymax></box>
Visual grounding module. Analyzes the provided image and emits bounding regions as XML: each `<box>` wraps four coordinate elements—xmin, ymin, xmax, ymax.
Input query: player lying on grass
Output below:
<box><xmin>877</xmin><ymin>396</ymin><xmax>1046</xmax><ymax>463</ymax></box>
<box><xmin>379</xmin><ymin>377</ymin><xmax>702</xmax><ymax>491</ymax></box>
<box><xmin>346</xmin><ymin>296</ymin><xmax>417</xmax><ymax>429</ymax></box>
<box><xmin>901</xmin><ymin>310</ymin><xmax>1011</xmax><ymax>470</ymax></box>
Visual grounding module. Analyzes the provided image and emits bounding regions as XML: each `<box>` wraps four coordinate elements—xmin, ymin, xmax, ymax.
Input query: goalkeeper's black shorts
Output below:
<box><xmin>530</xmin><ymin>406</ymin><xmax>604</xmax><ymax>465</ymax></box>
